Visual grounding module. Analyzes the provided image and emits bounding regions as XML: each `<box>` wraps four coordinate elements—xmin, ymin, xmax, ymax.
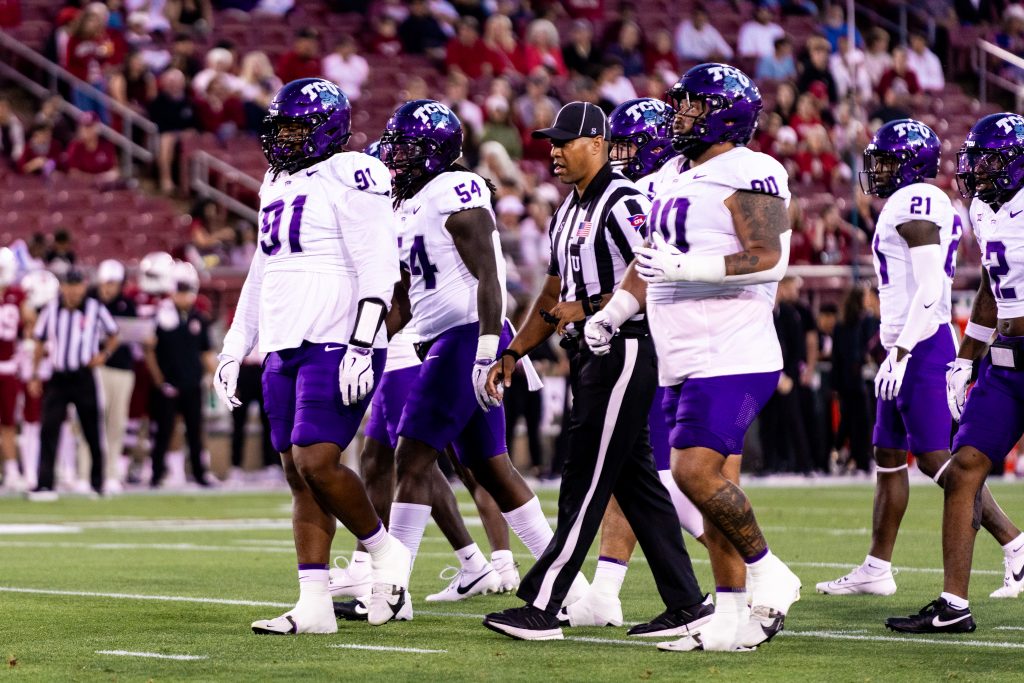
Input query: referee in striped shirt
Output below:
<box><xmin>482</xmin><ymin>102</ymin><xmax>708</xmax><ymax>640</ymax></box>
<box><xmin>28</xmin><ymin>268</ymin><xmax>120</xmax><ymax>498</ymax></box>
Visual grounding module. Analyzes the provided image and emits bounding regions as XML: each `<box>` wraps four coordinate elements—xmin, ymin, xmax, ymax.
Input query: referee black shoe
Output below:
<box><xmin>483</xmin><ymin>605</ymin><xmax>564</xmax><ymax>641</ymax></box>
<box><xmin>627</xmin><ymin>594</ymin><xmax>715</xmax><ymax>637</ymax></box>
<box><xmin>885</xmin><ymin>598</ymin><xmax>976</xmax><ymax>634</ymax></box>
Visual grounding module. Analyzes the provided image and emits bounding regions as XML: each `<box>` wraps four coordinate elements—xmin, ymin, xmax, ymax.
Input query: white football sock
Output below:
<box><xmin>389</xmin><ymin>502</ymin><xmax>432</xmax><ymax>563</ymax></box>
<box><xmin>297</xmin><ymin>564</ymin><xmax>330</xmax><ymax>600</ymax></box>
<box><xmin>491</xmin><ymin>549</ymin><xmax>513</xmax><ymax>565</ymax></box>
<box><xmin>348</xmin><ymin>550</ymin><xmax>371</xmax><ymax>578</ymax></box>
<box><xmin>3</xmin><ymin>458</ymin><xmax>18</xmax><ymax>480</ymax></box>
<box><xmin>864</xmin><ymin>555</ymin><xmax>892</xmax><ymax>575</ymax></box>
<box><xmin>455</xmin><ymin>543</ymin><xmax>487</xmax><ymax>573</ymax></box>
<box><xmin>940</xmin><ymin>591</ymin><xmax>969</xmax><ymax>610</ymax></box>
<box><xmin>502</xmin><ymin>496</ymin><xmax>553</xmax><ymax>559</ymax></box>
<box><xmin>1002</xmin><ymin>532</ymin><xmax>1024</xmax><ymax>557</ymax></box>
<box><xmin>745</xmin><ymin>548</ymin><xmax>775</xmax><ymax>573</ymax></box>
<box><xmin>20</xmin><ymin>423</ymin><xmax>39</xmax><ymax>487</ymax></box>
<box><xmin>715</xmin><ymin>589</ymin><xmax>749</xmax><ymax>617</ymax></box>
<box><xmin>592</xmin><ymin>558</ymin><xmax>628</xmax><ymax>597</ymax></box>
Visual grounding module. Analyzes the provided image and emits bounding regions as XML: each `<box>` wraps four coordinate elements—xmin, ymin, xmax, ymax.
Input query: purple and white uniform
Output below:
<box><xmin>220</xmin><ymin>151</ymin><xmax>399</xmax><ymax>452</ymax></box>
<box><xmin>395</xmin><ymin>170</ymin><xmax>511</xmax><ymax>464</ymax></box>
<box><xmin>871</xmin><ymin>182</ymin><xmax>961</xmax><ymax>454</ymax></box>
<box><xmin>646</xmin><ymin>147</ymin><xmax>789</xmax><ymax>456</ymax></box>
<box><xmin>365</xmin><ymin>332</ymin><xmax>421</xmax><ymax>449</ymax></box>
<box><xmin>953</xmin><ymin>189</ymin><xmax>1024</xmax><ymax>465</ymax></box>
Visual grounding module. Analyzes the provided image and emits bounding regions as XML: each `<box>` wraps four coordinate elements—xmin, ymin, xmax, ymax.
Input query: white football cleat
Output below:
<box><xmin>564</xmin><ymin>573</ymin><xmax>590</xmax><ymax>606</ymax></box>
<box><xmin>367</xmin><ymin>583</ymin><xmax>410</xmax><ymax>626</ymax></box>
<box><xmin>736</xmin><ymin>605</ymin><xmax>785</xmax><ymax>649</ymax></box>
<box><xmin>251</xmin><ymin>600</ymin><xmax>337</xmax><ymax>635</ymax></box>
<box><xmin>748</xmin><ymin>555</ymin><xmax>802</xmax><ymax>615</ymax></box>
<box><xmin>492</xmin><ymin>555</ymin><xmax>521</xmax><ymax>593</ymax></box>
<box><xmin>557</xmin><ymin>589</ymin><xmax>623</xmax><ymax>627</ymax></box>
<box><xmin>2</xmin><ymin>472</ymin><xmax>27</xmax><ymax>492</ymax></box>
<box><xmin>990</xmin><ymin>555</ymin><xmax>1024</xmax><ymax>598</ymax></box>
<box><xmin>425</xmin><ymin>565</ymin><xmax>502</xmax><ymax>602</ymax></box>
<box><xmin>694</xmin><ymin>605</ymin><xmax>746</xmax><ymax>651</ymax></box>
<box><xmin>334</xmin><ymin>593</ymin><xmax>413</xmax><ymax>621</ymax></box>
<box><xmin>816</xmin><ymin>564</ymin><xmax>897</xmax><ymax>596</ymax></box>
<box><xmin>329</xmin><ymin>556</ymin><xmax>373</xmax><ymax>599</ymax></box>
<box><xmin>103</xmin><ymin>479</ymin><xmax>123</xmax><ymax>495</ymax></box>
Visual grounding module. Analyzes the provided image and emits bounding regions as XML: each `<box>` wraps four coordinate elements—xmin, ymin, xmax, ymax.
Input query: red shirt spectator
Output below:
<box><xmin>564</xmin><ymin>0</ymin><xmax>605</xmax><ymax>22</ymax></box>
<box><xmin>481</xmin><ymin>15</ymin><xmax>517</xmax><ymax>75</ymax></box>
<box><xmin>0</xmin><ymin>0</ymin><xmax>21</xmax><ymax>28</ymax></box>
<box><xmin>446</xmin><ymin>18</ymin><xmax>492</xmax><ymax>79</ymax></box>
<box><xmin>877</xmin><ymin>47</ymin><xmax>921</xmax><ymax>101</ymax></box>
<box><xmin>65</xmin><ymin>113</ymin><xmax>118</xmax><ymax>177</ymax></box>
<box><xmin>196</xmin><ymin>78</ymin><xmax>245</xmax><ymax>135</ymax></box>
<box><xmin>369</xmin><ymin>16</ymin><xmax>403</xmax><ymax>58</ymax></box>
<box><xmin>644</xmin><ymin>29</ymin><xmax>679</xmax><ymax>75</ymax></box>
<box><xmin>514</xmin><ymin>19</ymin><xmax>568</xmax><ymax>77</ymax></box>
<box><xmin>17</xmin><ymin>125</ymin><xmax>62</xmax><ymax>175</ymax></box>
<box><xmin>276</xmin><ymin>28</ymin><xmax>322</xmax><ymax>84</ymax></box>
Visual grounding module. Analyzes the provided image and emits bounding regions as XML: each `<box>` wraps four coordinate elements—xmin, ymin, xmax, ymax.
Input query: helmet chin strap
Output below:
<box><xmin>672</xmin><ymin>135</ymin><xmax>712</xmax><ymax>160</ymax></box>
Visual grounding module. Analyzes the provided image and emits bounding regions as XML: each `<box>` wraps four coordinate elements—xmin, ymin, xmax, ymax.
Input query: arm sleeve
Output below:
<box><xmin>894</xmin><ymin>244</ymin><xmax>945</xmax><ymax>352</ymax></box>
<box><xmin>604</xmin><ymin>190</ymin><xmax>650</xmax><ymax>263</ymax></box>
<box><xmin>220</xmin><ymin>250</ymin><xmax>265</xmax><ymax>361</ymax></box>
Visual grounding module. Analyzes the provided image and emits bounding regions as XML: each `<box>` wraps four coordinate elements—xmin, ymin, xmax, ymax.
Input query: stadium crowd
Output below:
<box><xmin>0</xmin><ymin>0</ymin><xmax>1023</xmax><ymax>496</ymax></box>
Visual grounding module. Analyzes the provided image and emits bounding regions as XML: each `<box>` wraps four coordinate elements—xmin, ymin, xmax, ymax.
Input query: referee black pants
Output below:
<box><xmin>517</xmin><ymin>333</ymin><xmax>704</xmax><ymax>614</ymax></box>
<box><xmin>150</xmin><ymin>385</ymin><xmax>206</xmax><ymax>486</ymax></box>
<box><xmin>37</xmin><ymin>369</ymin><xmax>105</xmax><ymax>492</ymax></box>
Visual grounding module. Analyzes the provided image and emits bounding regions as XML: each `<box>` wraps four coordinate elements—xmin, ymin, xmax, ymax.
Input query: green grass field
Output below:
<box><xmin>1</xmin><ymin>482</ymin><xmax>1022</xmax><ymax>682</ymax></box>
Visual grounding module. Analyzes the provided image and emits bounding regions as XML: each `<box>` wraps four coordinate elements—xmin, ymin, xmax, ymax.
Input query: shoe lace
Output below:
<box><xmin>918</xmin><ymin>599</ymin><xmax>944</xmax><ymax>615</ymax></box>
<box><xmin>1003</xmin><ymin>556</ymin><xmax>1013</xmax><ymax>584</ymax></box>
<box><xmin>332</xmin><ymin>555</ymin><xmax>350</xmax><ymax>571</ymax></box>
<box><xmin>438</xmin><ymin>566</ymin><xmax>461</xmax><ymax>584</ymax></box>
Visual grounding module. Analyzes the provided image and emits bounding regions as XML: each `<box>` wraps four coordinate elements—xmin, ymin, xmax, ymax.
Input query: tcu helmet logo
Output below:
<box><xmin>301</xmin><ymin>80</ymin><xmax>341</xmax><ymax>105</ymax></box>
<box><xmin>893</xmin><ymin>120</ymin><xmax>931</xmax><ymax>142</ymax></box>
<box><xmin>413</xmin><ymin>102</ymin><xmax>453</xmax><ymax>127</ymax></box>
<box><xmin>625</xmin><ymin>99</ymin><xmax>667</xmax><ymax>124</ymax></box>
<box><xmin>995</xmin><ymin>114</ymin><xmax>1024</xmax><ymax>140</ymax></box>
<box><xmin>706</xmin><ymin>65</ymin><xmax>750</xmax><ymax>89</ymax></box>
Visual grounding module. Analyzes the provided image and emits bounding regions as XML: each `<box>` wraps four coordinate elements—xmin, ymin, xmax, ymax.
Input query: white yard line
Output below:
<box><xmin>994</xmin><ymin>626</ymin><xmax>1024</xmax><ymax>631</ymax></box>
<box><xmin>95</xmin><ymin>650</ymin><xmax>207</xmax><ymax>661</ymax></box>
<box><xmin>329</xmin><ymin>644</ymin><xmax>447</xmax><ymax>654</ymax></box>
<box><xmin>780</xmin><ymin>630</ymin><xmax>1024</xmax><ymax>650</ymax></box>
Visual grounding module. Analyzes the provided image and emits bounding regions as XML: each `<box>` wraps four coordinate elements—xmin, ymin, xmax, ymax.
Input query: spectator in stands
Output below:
<box><xmin>955</xmin><ymin>0</ymin><xmax>1004</xmax><ymax>25</ymax></box>
<box><xmin>601</xmin><ymin>1</ymin><xmax>641</xmax><ymax>50</ymax></box>
<box><xmin>399</xmin><ymin>0</ymin><xmax>448</xmax><ymax>60</ymax></box>
<box><xmin>193</xmin><ymin>47</ymin><xmax>241</xmax><ymax>99</ymax></box>
<box><xmin>605</xmin><ymin>21</ymin><xmax>645</xmax><ymax>77</ymax></box>
<box><xmin>830</xmin><ymin>100</ymin><xmax>869</xmax><ymax>160</ymax></box>
<box><xmin>788</xmin><ymin>203</ymin><xmax>817</xmax><ymax>265</ymax></box>
<box><xmin>757</xmin><ymin>36</ymin><xmax>797</xmax><ymax>81</ymax></box>
<box><xmin>645</xmin><ymin>28</ymin><xmax>680</xmax><ymax>79</ymax></box>
<box><xmin>797</xmin><ymin>36</ymin><xmax>839</xmax><ymax>104</ymax></box>
<box><xmin>481</xmin><ymin>14</ymin><xmax>517</xmax><ymax>75</ymax></box>
<box><xmin>45</xmin><ymin>229</ymin><xmax>76</xmax><ymax>267</ymax></box>
<box><xmin>65</xmin><ymin>113</ymin><xmax>120</xmax><ymax>184</ymax></box>
<box><xmin>481</xmin><ymin>95</ymin><xmax>522</xmax><ymax>160</ymax></box>
<box><xmin>596</xmin><ymin>58</ymin><xmax>637</xmax><ymax>109</ymax></box>
<box><xmin>816</xmin><ymin>204</ymin><xmax>864</xmax><ymax>264</ymax></box>
<box><xmin>165</xmin><ymin>0</ymin><xmax>213</xmax><ymax>34</ymax></box>
<box><xmin>819</xmin><ymin>4</ymin><xmax>861</xmax><ymax>53</ymax></box>
<box><xmin>238</xmin><ymin>51</ymin><xmax>282</xmax><ymax>129</ymax></box>
<box><xmin>109</xmin><ymin>51</ymin><xmax>158</xmax><ymax>115</ymax></box>
<box><xmin>476</xmin><ymin>140</ymin><xmax>523</xmax><ymax>190</ymax></box>
<box><xmin>995</xmin><ymin>5</ymin><xmax>1024</xmax><ymax>60</ymax></box>
<box><xmin>400</xmin><ymin>75</ymin><xmax>430</xmax><ymax>101</ymax></box>
<box><xmin>847</xmin><ymin>188</ymin><xmax>879</xmax><ymax>236</ymax></box>
<box><xmin>869</xmin><ymin>87</ymin><xmax>913</xmax><ymax>125</ymax></box>
<box><xmin>737</xmin><ymin>4</ymin><xmax>785</xmax><ymax>59</ymax></box>
<box><xmin>0</xmin><ymin>97</ymin><xmax>24</xmax><ymax>169</ymax></box>
<box><xmin>831</xmin><ymin>285</ymin><xmax>872</xmax><ymax>473</ymax></box>
<box><xmin>148</xmin><ymin>69</ymin><xmax>196</xmax><ymax>194</ymax></box>
<box><xmin>369</xmin><ymin>15</ymin><xmax>403</xmax><ymax>58</ymax></box>
<box><xmin>519</xmin><ymin>97</ymin><xmax>557</xmax><ymax>162</ymax></box>
<box><xmin>64</xmin><ymin>3</ymin><xmax>123</xmax><ymax>118</ymax></box>
<box><xmin>794</xmin><ymin>124</ymin><xmax>843</xmax><ymax>190</ymax></box>
<box><xmin>862</xmin><ymin>27</ymin><xmax>892</xmax><ymax>90</ymax></box>
<box><xmin>197</xmin><ymin>75</ymin><xmax>245</xmax><ymax>140</ymax></box>
<box><xmin>322</xmin><ymin>35</ymin><xmax>367</xmax><ymax>100</ymax></box>
<box><xmin>442</xmin><ymin>72</ymin><xmax>484</xmax><ymax>144</ymax></box>
<box><xmin>772</xmin><ymin>81</ymin><xmax>798</xmax><ymax>124</ymax></box>
<box><xmin>516</xmin><ymin>18</ymin><xmax>568</xmax><ymax>77</ymax></box>
<box><xmin>513</xmin><ymin>70</ymin><xmax>561</xmax><ymax>131</ymax></box>
<box><xmin>124</xmin><ymin>11</ymin><xmax>171</xmax><ymax>72</ymax></box>
<box><xmin>187</xmin><ymin>198</ymin><xmax>235</xmax><ymax>268</ymax></box>
<box><xmin>906</xmin><ymin>32</ymin><xmax>945</xmax><ymax>93</ymax></box>
<box><xmin>562</xmin><ymin>19</ymin><xmax>603</xmax><ymax>79</ymax></box>
<box><xmin>17</xmin><ymin>125</ymin><xmax>62</xmax><ymax>177</ymax></box>
<box><xmin>370</xmin><ymin>0</ymin><xmax>409</xmax><ymax>25</ymax></box>
<box><xmin>830</xmin><ymin>34</ymin><xmax>871</xmax><ymax>103</ymax></box>
<box><xmin>788</xmin><ymin>92</ymin><xmax>823</xmax><ymax>139</ymax></box>
<box><xmin>169</xmin><ymin>31</ymin><xmax>201</xmax><ymax>80</ymax></box>
<box><xmin>255</xmin><ymin>0</ymin><xmax>294</xmax><ymax>15</ymax></box>
<box><xmin>673</xmin><ymin>5</ymin><xmax>732</xmax><ymax>62</ymax></box>
<box><xmin>275</xmin><ymin>27</ymin><xmax>322</xmax><ymax>84</ymax></box>
<box><xmin>445</xmin><ymin>17</ymin><xmax>490</xmax><ymax>79</ymax></box>
<box><xmin>877</xmin><ymin>46</ymin><xmax>921</xmax><ymax>102</ymax></box>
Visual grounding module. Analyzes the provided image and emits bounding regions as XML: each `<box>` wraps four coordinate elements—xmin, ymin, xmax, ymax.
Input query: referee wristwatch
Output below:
<box><xmin>581</xmin><ymin>294</ymin><xmax>603</xmax><ymax>317</ymax></box>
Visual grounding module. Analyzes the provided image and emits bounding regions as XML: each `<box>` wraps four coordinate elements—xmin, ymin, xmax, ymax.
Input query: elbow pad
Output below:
<box><xmin>723</xmin><ymin>231</ymin><xmax>792</xmax><ymax>285</ymax></box>
<box><xmin>350</xmin><ymin>298</ymin><xmax>388</xmax><ymax>348</ymax></box>
<box><xmin>894</xmin><ymin>244</ymin><xmax>944</xmax><ymax>352</ymax></box>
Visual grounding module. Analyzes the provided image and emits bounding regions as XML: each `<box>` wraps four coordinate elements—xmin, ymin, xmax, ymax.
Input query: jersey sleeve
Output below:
<box><xmin>887</xmin><ymin>184</ymin><xmax>953</xmax><ymax>228</ymax></box>
<box><xmin>604</xmin><ymin>186</ymin><xmax>651</xmax><ymax>261</ymax></box>
<box><xmin>220</xmin><ymin>249</ymin><xmax>265</xmax><ymax>361</ymax></box>
<box><xmin>325</xmin><ymin>152</ymin><xmax>391</xmax><ymax>197</ymax></box>
<box><xmin>339</xmin><ymin>190</ymin><xmax>401</xmax><ymax>308</ymax></box>
<box><xmin>717</xmin><ymin>150</ymin><xmax>792</xmax><ymax>203</ymax></box>
<box><xmin>432</xmin><ymin>171</ymin><xmax>492</xmax><ymax>215</ymax></box>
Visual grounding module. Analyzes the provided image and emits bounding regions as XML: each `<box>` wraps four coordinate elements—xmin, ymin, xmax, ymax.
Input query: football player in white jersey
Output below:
<box><xmin>585</xmin><ymin>64</ymin><xmax>801</xmax><ymax>651</ymax></box>
<box><xmin>377</xmin><ymin>100</ymin><xmax>584</xmax><ymax>614</ymax></box>
<box><xmin>818</xmin><ymin>119</ymin><xmax>1024</xmax><ymax>599</ymax></box>
<box><xmin>559</xmin><ymin>97</ymin><xmax>708</xmax><ymax>629</ymax></box>
<box><xmin>888</xmin><ymin>113</ymin><xmax>1024</xmax><ymax>634</ymax></box>
<box><xmin>212</xmin><ymin>78</ymin><xmax>411</xmax><ymax>634</ymax></box>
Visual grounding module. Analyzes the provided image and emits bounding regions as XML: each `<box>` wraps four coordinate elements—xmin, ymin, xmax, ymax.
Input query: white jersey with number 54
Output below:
<box><xmin>970</xmin><ymin>187</ymin><xmax>1024</xmax><ymax>319</ymax></box>
<box><xmin>220</xmin><ymin>151</ymin><xmax>400</xmax><ymax>360</ymax></box>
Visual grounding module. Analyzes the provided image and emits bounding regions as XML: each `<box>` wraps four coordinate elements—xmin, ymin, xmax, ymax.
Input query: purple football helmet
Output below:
<box><xmin>379</xmin><ymin>100</ymin><xmax>463</xmax><ymax>193</ymax></box>
<box><xmin>666</xmin><ymin>63</ymin><xmax>762</xmax><ymax>159</ymax></box>
<box><xmin>956</xmin><ymin>112</ymin><xmax>1024</xmax><ymax>205</ymax></box>
<box><xmin>608</xmin><ymin>98</ymin><xmax>679</xmax><ymax>181</ymax></box>
<box><xmin>260</xmin><ymin>78</ymin><xmax>352</xmax><ymax>175</ymax></box>
<box><xmin>364</xmin><ymin>139</ymin><xmax>381</xmax><ymax>159</ymax></box>
<box><xmin>859</xmin><ymin>118</ymin><xmax>940</xmax><ymax>198</ymax></box>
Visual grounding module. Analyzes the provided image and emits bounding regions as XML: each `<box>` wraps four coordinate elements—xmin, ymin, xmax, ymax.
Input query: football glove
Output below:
<box><xmin>583</xmin><ymin>310</ymin><xmax>616</xmax><ymax>356</ymax></box>
<box><xmin>213</xmin><ymin>356</ymin><xmax>242</xmax><ymax>410</ymax></box>
<box><xmin>339</xmin><ymin>346</ymin><xmax>374</xmax><ymax>406</ymax></box>
<box><xmin>874</xmin><ymin>347</ymin><xmax>911</xmax><ymax>401</ymax></box>
<box><xmin>946</xmin><ymin>358</ymin><xmax>974</xmax><ymax>422</ymax></box>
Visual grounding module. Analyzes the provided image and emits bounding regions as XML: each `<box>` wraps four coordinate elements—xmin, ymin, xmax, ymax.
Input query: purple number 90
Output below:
<box><xmin>649</xmin><ymin>197</ymin><xmax>690</xmax><ymax>251</ymax></box>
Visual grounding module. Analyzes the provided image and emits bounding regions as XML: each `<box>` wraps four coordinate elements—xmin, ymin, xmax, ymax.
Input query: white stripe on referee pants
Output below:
<box><xmin>533</xmin><ymin>338</ymin><xmax>637</xmax><ymax>611</ymax></box>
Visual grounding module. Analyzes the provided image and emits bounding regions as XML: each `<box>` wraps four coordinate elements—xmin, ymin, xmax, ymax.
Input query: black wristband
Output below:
<box><xmin>581</xmin><ymin>294</ymin><xmax>602</xmax><ymax>317</ymax></box>
<box><xmin>500</xmin><ymin>348</ymin><xmax>522</xmax><ymax>363</ymax></box>
<box><xmin>581</xmin><ymin>297</ymin><xmax>594</xmax><ymax>316</ymax></box>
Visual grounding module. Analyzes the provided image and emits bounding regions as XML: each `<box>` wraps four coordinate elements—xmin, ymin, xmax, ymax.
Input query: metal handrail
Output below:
<box><xmin>190</xmin><ymin>150</ymin><xmax>261</xmax><ymax>224</ymax></box>
<box><xmin>0</xmin><ymin>29</ymin><xmax>158</xmax><ymax>177</ymax></box>
<box><xmin>975</xmin><ymin>39</ymin><xmax>1024</xmax><ymax>110</ymax></box>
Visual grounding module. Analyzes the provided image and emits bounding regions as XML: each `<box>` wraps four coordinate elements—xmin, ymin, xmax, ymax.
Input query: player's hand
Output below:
<box><xmin>946</xmin><ymin>357</ymin><xmax>974</xmax><ymax>422</ymax></box>
<box><xmin>213</xmin><ymin>356</ymin><xmax>242</xmax><ymax>410</ymax></box>
<box><xmin>584</xmin><ymin>310</ymin><xmax>616</xmax><ymax>356</ymax></box>
<box><xmin>160</xmin><ymin>382</ymin><xmax>179</xmax><ymax>398</ymax></box>
<box><xmin>548</xmin><ymin>301</ymin><xmax>586</xmax><ymax>336</ymax></box>
<box><xmin>875</xmin><ymin>348</ymin><xmax>911</xmax><ymax>401</ymax></box>
<box><xmin>473</xmin><ymin>360</ymin><xmax>501</xmax><ymax>411</ymax></box>
<box><xmin>777</xmin><ymin>373</ymin><xmax>794</xmax><ymax>395</ymax></box>
<box><xmin>484</xmin><ymin>354</ymin><xmax>516</xmax><ymax>405</ymax></box>
<box><xmin>636</xmin><ymin>231</ymin><xmax>689</xmax><ymax>283</ymax></box>
<box><xmin>27</xmin><ymin>378</ymin><xmax>42</xmax><ymax>399</ymax></box>
<box><xmin>339</xmin><ymin>345</ymin><xmax>374</xmax><ymax>406</ymax></box>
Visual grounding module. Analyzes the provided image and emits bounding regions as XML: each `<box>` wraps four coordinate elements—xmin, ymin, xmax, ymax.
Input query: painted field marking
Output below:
<box><xmin>329</xmin><ymin>644</ymin><xmax>447</xmax><ymax>654</ymax></box>
<box><xmin>95</xmin><ymin>650</ymin><xmax>207</xmax><ymax>661</ymax></box>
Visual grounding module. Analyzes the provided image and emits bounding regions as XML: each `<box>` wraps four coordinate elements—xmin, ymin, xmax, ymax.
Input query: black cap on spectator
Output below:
<box><xmin>532</xmin><ymin>101</ymin><xmax>609</xmax><ymax>142</ymax></box>
<box><xmin>61</xmin><ymin>268</ymin><xmax>85</xmax><ymax>284</ymax></box>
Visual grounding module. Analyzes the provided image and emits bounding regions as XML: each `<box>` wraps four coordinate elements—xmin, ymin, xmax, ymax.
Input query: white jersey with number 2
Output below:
<box><xmin>970</xmin><ymin>187</ymin><xmax>1024</xmax><ymax>320</ymax></box>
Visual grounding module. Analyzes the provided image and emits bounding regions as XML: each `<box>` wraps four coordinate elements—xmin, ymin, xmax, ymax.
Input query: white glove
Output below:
<box><xmin>635</xmin><ymin>231</ymin><xmax>725</xmax><ymax>284</ymax></box>
<box><xmin>339</xmin><ymin>346</ymin><xmax>374</xmax><ymax>406</ymax></box>
<box><xmin>213</xmin><ymin>356</ymin><xmax>242</xmax><ymax>410</ymax></box>
<box><xmin>473</xmin><ymin>359</ymin><xmax>501</xmax><ymax>411</ymax></box>
<box><xmin>946</xmin><ymin>357</ymin><xmax>974</xmax><ymax>422</ymax></box>
<box><xmin>874</xmin><ymin>347</ymin><xmax>911</xmax><ymax>401</ymax></box>
<box><xmin>584</xmin><ymin>310</ymin><xmax>616</xmax><ymax>356</ymax></box>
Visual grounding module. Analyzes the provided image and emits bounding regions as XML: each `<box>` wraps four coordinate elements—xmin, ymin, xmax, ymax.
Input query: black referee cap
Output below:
<box><xmin>532</xmin><ymin>101</ymin><xmax>609</xmax><ymax>141</ymax></box>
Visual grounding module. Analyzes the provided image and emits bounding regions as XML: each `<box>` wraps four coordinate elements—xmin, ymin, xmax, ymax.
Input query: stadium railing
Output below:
<box><xmin>975</xmin><ymin>38</ymin><xmax>1024</xmax><ymax>112</ymax></box>
<box><xmin>190</xmin><ymin>150</ymin><xmax>260</xmax><ymax>224</ymax></box>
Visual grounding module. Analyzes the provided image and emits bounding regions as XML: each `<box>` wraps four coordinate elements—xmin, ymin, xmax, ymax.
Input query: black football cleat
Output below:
<box><xmin>333</xmin><ymin>597</ymin><xmax>368</xmax><ymax>621</ymax></box>
<box><xmin>627</xmin><ymin>594</ymin><xmax>715</xmax><ymax>637</ymax></box>
<box><xmin>885</xmin><ymin>598</ymin><xmax>976</xmax><ymax>634</ymax></box>
<box><xmin>483</xmin><ymin>605</ymin><xmax>564</xmax><ymax>641</ymax></box>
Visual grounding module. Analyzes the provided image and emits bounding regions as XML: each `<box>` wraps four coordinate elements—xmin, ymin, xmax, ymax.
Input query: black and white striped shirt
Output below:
<box><xmin>34</xmin><ymin>297</ymin><xmax>118</xmax><ymax>373</ymax></box>
<box><xmin>547</xmin><ymin>163</ymin><xmax>650</xmax><ymax>303</ymax></box>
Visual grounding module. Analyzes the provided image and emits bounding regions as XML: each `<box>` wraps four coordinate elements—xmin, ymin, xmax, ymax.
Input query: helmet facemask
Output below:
<box><xmin>859</xmin><ymin>149</ymin><xmax>906</xmax><ymax>198</ymax></box>
<box><xmin>957</xmin><ymin>146</ymin><xmax>1020</xmax><ymax>206</ymax></box>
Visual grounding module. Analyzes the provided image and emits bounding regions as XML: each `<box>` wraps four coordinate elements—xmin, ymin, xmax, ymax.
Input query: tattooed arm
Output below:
<box><xmin>722</xmin><ymin>190</ymin><xmax>792</xmax><ymax>280</ymax></box>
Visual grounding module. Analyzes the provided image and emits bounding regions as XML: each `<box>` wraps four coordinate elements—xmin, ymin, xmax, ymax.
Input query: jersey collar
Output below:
<box><xmin>575</xmin><ymin>162</ymin><xmax>614</xmax><ymax>205</ymax></box>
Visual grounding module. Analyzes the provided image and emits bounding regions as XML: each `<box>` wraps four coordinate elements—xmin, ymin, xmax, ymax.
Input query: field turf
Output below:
<box><xmin>1</xmin><ymin>482</ymin><xmax>1022</xmax><ymax>681</ymax></box>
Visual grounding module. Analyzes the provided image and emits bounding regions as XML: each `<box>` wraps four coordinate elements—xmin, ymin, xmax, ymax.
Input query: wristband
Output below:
<box><xmin>350</xmin><ymin>298</ymin><xmax>388</xmax><ymax>348</ymax></box>
<box><xmin>964</xmin><ymin>322</ymin><xmax>996</xmax><ymax>343</ymax></box>
<box><xmin>476</xmin><ymin>334</ymin><xmax>499</xmax><ymax>361</ymax></box>
<box><xmin>500</xmin><ymin>348</ymin><xmax>522</xmax><ymax>363</ymax></box>
<box><xmin>602</xmin><ymin>290</ymin><xmax>641</xmax><ymax>328</ymax></box>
